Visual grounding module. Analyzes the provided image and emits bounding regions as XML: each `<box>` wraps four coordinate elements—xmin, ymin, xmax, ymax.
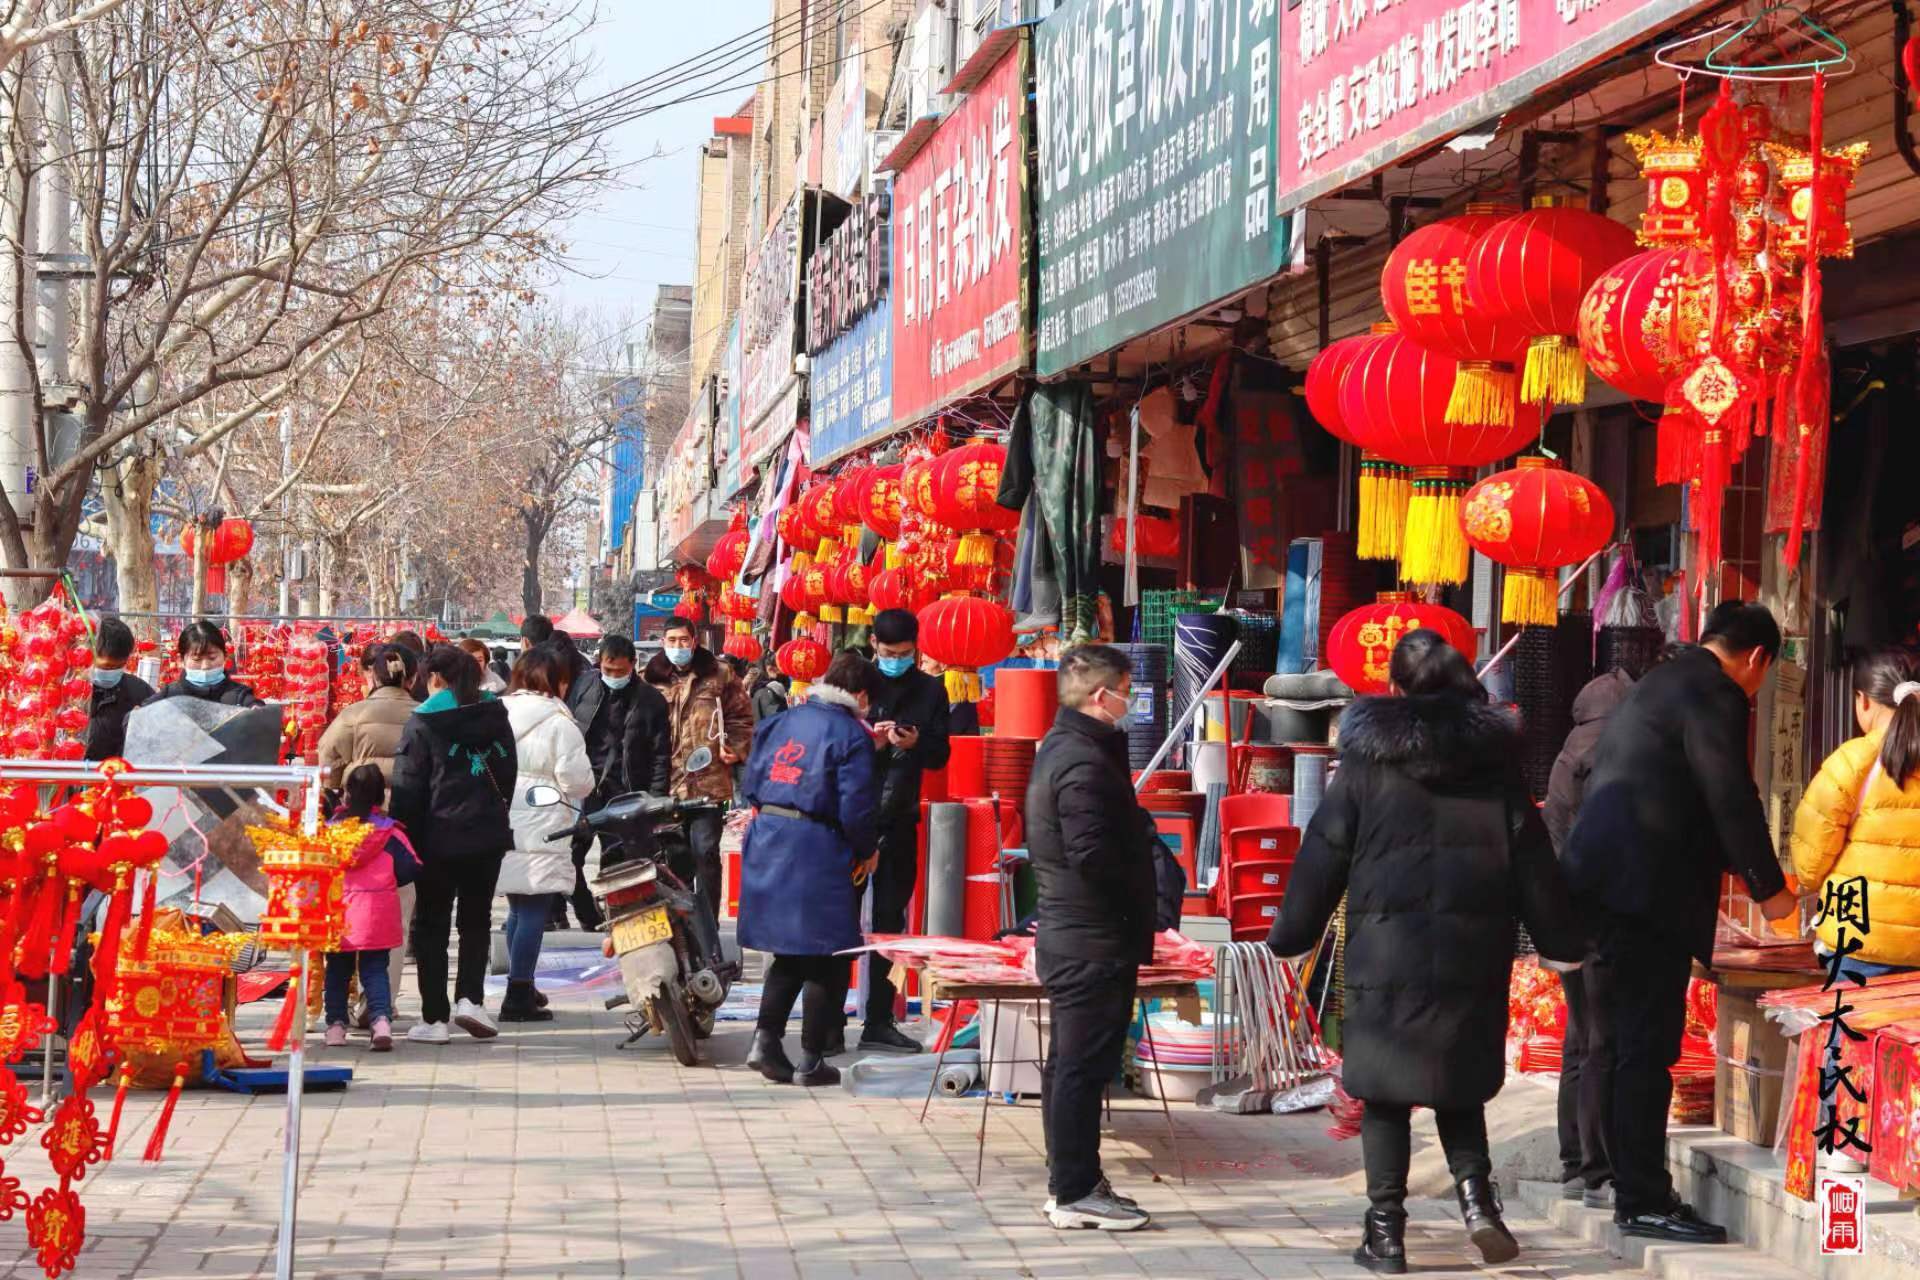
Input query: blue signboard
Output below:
<box><xmin>808</xmin><ymin>293</ymin><xmax>893</xmax><ymax>466</ymax></box>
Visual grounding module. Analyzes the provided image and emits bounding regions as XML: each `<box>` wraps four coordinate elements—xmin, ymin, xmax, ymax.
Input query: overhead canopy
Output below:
<box><xmin>465</xmin><ymin>609</ymin><xmax>517</xmax><ymax>640</ymax></box>
<box><xmin>554</xmin><ymin>607</ymin><xmax>603</xmax><ymax>639</ymax></box>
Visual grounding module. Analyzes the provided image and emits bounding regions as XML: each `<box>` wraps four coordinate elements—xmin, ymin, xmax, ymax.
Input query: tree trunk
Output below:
<box><xmin>225</xmin><ymin>554</ymin><xmax>254</xmax><ymax>629</ymax></box>
<box><xmin>522</xmin><ymin>515</ymin><xmax>545</xmax><ymax>618</ymax></box>
<box><xmin>102</xmin><ymin>453</ymin><xmax>161</xmax><ymax>636</ymax></box>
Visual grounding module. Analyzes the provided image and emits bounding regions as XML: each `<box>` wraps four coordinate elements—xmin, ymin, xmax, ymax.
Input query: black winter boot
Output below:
<box><xmin>1354</xmin><ymin>1208</ymin><xmax>1407</xmax><ymax>1274</ymax></box>
<box><xmin>747</xmin><ymin>1031</ymin><xmax>795</xmax><ymax>1083</ymax></box>
<box><xmin>498</xmin><ymin>980</ymin><xmax>554</xmax><ymax>1022</ymax></box>
<box><xmin>793</xmin><ymin>1050</ymin><xmax>841</xmax><ymax>1087</ymax></box>
<box><xmin>531</xmin><ymin>985</ymin><xmax>549</xmax><ymax>1009</ymax></box>
<box><xmin>1457</xmin><ymin>1175</ymin><xmax>1520</xmax><ymax>1264</ymax></box>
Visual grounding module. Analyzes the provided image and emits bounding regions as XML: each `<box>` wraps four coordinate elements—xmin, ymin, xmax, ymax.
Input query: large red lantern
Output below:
<box><xmin>1460</xmin><ymin>457</ymin><xmax>1615</xmax><ymax>628</ymax></box>
<box><xmin>1311</xmin><ymin>325</ymin><xmax>1407</xmax><ymax>563</ymax></box>
<box><xmin>705</xmin><ymin>510</ymin><xmax>750</xmax><ymax>582</ymax></box>
<box><xmin>868</xmin><ymin>567</ymin><xmax>931</xmax><ymax>615</ymax></box>
<box><xmin>1338</xmin><ymin>330</ymin><xmax>1538</xmax><ymax>585</ymax></box>
<box><xmin>1380</xmin><ymin>206</ymin><xmax>1530</xmax><ymax>427</ymax></box>
<box><xmin>917</xmin><ymin>595</ymin><xmax>1014</xmax><ymax>702</ymax></box>
<box><xmin>927</xmin><ymin>442</ymin><xmax>1016</xmax><ymax>565</ymax></box>
<box><xmin>776</xmin><ymin>636</ymin><xmax>831</xmax><ymax>695</ymax></box>
<box><xmin>1466</xmin><ymin>199</ymin><xmax>1638</xmax><ymax>407</ymax></box>
<box><xmin>210</xmin><ymin>518</ymin><xmax>253</xmax><ymax>564</ymax></box>
<box><xmin>723</xmin><ymin>632</ymin><xmax>763</xmax><ymax>664</ymax></box>
<box><xmin>859</xmin><ymin>463</ymin><xmax>905</xmax><ymax>541</ymax></box>
<box><xmin>1303</xmin><ymin>331</ymin><xmax>1376</xmax><ymax>444</ymax></box>
<box><xmin>803</xmin><ymin>482</ymin><xmax>846</xmax><ymax>558</ymax></box>
<box><xmin>777</xmin><ymin>501</ymin><xmax>819</xmax><ymax>553</ymax></box>
<box><xmin>1327</xmin><ymin>594</ymin><xmax>1478</xmax><ymax>697</ymax></box>
<box><xmin>1576</xmin><ymin>247</ymin><xmax>1711</xmax><ymax>405</ymax></box>
<box><xmin>831</xmin><ymin>557</ymin><xmax>872</xmax><ymax>626</ymax></box>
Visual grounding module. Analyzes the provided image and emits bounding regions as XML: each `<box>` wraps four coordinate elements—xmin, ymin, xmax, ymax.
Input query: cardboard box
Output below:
<box><xmin>1716</xmin><ymin>988</ymin><xmax>1792</xmax><ymax>1145</ymax></box>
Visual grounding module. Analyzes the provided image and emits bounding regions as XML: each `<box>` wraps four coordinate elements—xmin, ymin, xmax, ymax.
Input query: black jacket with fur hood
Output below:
<box><xmin>1268</xmin><ymin>694</ymin><xmax>1584</xmax><ymax>1108</ymax></box>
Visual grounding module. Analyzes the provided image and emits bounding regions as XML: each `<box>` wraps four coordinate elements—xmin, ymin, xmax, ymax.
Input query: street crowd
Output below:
<box><xmin>72</xmin><ymin>598</ymin><xmax>1917</xmax><ymax>1266</ymax></box>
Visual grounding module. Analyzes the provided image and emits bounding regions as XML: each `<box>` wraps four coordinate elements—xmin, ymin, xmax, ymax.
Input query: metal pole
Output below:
<box><xmin>1475</xmin><ymin>543</ymin><xmax>1622</xmax><ymax>681</ymax></box>
<box><xmin>38</xmin><ymin>973</ymin><xmax>57</xmax><ymax>1105</ymax></box>
<box><xmin>274</xmin><ymin>956</ymin><xmax>305</xmax><ymax>1280</ymax></box>
<box><xmin>1133</xmin><ymin>641</ymin><xmax>1244</xmax><ymax>787</ymax></box>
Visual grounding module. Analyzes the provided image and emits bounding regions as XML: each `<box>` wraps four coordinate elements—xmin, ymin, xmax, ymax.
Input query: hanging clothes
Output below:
<box><xmin>1000</xmin><ymin>383</ymin><xmax>1101</xmax><ymax>643</ymax></box>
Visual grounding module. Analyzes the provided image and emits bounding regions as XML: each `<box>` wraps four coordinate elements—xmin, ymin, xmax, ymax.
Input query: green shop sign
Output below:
<box><xmin>1035</xmin><ymin>0</ymin><xmax>1284</xmax><ymax>377</ymax></box>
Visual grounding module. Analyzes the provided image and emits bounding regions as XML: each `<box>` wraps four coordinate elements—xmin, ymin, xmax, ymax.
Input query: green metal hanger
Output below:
<box><xmin>1701</xmin><ymin>3</ymin><xmax>1852</xmax><ymax>78</ymax></box>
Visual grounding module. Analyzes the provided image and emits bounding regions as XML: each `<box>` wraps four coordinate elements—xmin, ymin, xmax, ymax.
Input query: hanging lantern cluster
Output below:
<box><xmin>672</xmin><ymin>565</ymin><xmax>712</xmax><ymax>623</ymax></box>
<box><xmin>1327</xmin><ymin>594</ymin><xmax>1478</xmax><ymax>696</ymax></box>
<box><xmin>179</xmin><ymin>518</ymin><xmax>255</xmax><ymax>596</ymax></box>
<box><xmin>704</xmin><ymin>509</ymin><xmax>750</xmax><ymax>584</ymax></box>
<box><xmin>1461</xmin><ymin>457</ymin><xmax>1615</xmax><ymax>626</ymax></box>
<box><xmin>0</xmin><ymin>599</ymin><xmax>98</xmax><ymax>761</ymax></box>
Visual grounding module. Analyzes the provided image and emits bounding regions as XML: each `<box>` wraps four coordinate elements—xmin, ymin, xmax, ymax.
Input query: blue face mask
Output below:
<box><xmin>602</xmin><ymin>672</ymin><xmax>632</xmax><ymax>691</ymax></box>
<box><xmin>665</xmin><ymin>646</ymin><xmax>694</xmax><ymax>668</ymax></box>
<box><xmin>877</xmin><ymin>653</ymin><xmax>915</xmax><ymax>678</ymax></box>
<box><xmin>91</xmin><ymin>668</ymin><xmax>124</xmax><ymax>689</ymax></box>
<box><xmin>184</xmin><ymin>666</ymin><xmax>225</xmax><ymax>689</ymax></box>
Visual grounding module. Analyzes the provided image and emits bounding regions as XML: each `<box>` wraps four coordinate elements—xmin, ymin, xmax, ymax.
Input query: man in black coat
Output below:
<box><xmin>1566</xmin><ymin>601</ymin><xmax>1799</xmax><ymax>1243</ymax></box>
<box><xmin>1026</xmin><ymin>644</ymin><xmax>1157</xmax><ymax>1232</ymax></box>
<box><xmin>84</xmin><ymin>617</ymin><xmax>155</xmax><ymax>761</ymax></box>
<box><xmin>858</xmin><ymin>608</ymin><xmax>952</xmax><ymax>1052</ymax></box>
<box><xmin>554</xmin><ymin>634</ymin><xmax>671</xmax><ymax>929</ymax></box>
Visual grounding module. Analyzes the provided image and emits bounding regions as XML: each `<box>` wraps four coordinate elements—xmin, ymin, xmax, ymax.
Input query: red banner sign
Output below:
<box><xmin>891</xmin><ymin>37</ymin><xmax>1031</xmax><ymax>429</ymax></box>
<box><xmin>1277</xmin><ymin>0</ymin><xmax>1696</xmax><ymax>212</ymax></box>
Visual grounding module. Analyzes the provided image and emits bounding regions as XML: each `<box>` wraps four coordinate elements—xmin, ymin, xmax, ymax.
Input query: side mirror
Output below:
<box><xmin>524</xmin><ymin>784</ymin><xmax>563</xmax><ymax>808</ymax></box>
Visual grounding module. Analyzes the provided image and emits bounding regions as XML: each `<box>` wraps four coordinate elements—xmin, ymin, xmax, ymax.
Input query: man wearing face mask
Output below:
<box><xmin>143</xmin><ymin>620</ymin><xmax>263</xmax><ymax>708</ymax></box>
<box><xmin>856</xmin><ymin>608</ymin><xmax>952</xmax><ymax>1052</ymax></box>
<box><xmin>555</xmin><ymin>634</ymin><xmax>671</xmax><ymax>929</ymax></box>
<box><xmin>644</xmin><ymin>618</ymin><xmax>752</xmax><ymax>924</ymax></box>
<box><xmin>84</xmin><ymin>617</ymin><xmax>155</xmax><ymax>761</ymax></box>
<box><xmin>1026</xmin><ymin>644</ymin><xmax>1161</xmax><ymax>1231</ymax></box>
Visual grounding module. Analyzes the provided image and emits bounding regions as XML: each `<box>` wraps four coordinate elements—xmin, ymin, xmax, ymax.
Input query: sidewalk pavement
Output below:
<box><xmin>0</xmin><ymin>979</ymin><xmax>1674</xmax><ymax>1280</ymax></box>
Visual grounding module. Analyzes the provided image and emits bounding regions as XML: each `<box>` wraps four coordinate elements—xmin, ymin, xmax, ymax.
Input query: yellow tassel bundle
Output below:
<box><xmin>1502</xmin><ymin>568</ymin><xmax>1560</xmax><ymax>627</ymax></box>
<box><xmin>1399</xmin><ymin>468</ymin><xmax>1471</xmax><ymax>586</ymax></box>
<box><xmin>1357</xmin><ymin>456</ymin><xmax>1409</xmax><ymax>562</ymax></box>
<box><xmin>1521</xmin><ymin>335</ymin><xmax>1587</xmax><ymax>406</ymax></box>
<box><xmin>943</xmin><ymin>669</ymin><xmax>983</xmax><ymax>703</ymax></box>
<box><xmin>1446</xmin><ymin>361</ymin><xmax>1516</xmax><ymax>427</ymax></box>
<box><xmin>819</xmin><ymin>604</ymin><xmax>844</xmax><ymax>623</ymax></box>
<box><xmin>953</xmin><ymin>530</ymin><xmax>997</xmax><ymax>567</ymax></box>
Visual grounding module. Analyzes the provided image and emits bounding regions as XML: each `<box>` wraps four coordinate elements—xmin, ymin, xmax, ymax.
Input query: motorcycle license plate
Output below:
<box><xmin>612</xmin><ymin>905</ymin><xmax>672</xmax><ymax>953</ymax></box>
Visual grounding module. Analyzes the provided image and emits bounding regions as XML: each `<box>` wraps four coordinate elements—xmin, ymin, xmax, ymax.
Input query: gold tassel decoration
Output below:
<box><xmin>1398</xmin><ymin>467</ymin><xmax>1471</xmax><ymax>586</ymax></box>
<box><xmin>883</xmin><ymin>541</ymin><xmax>903</xmax><ymax>570</ymax></box>
<box><xmin>953</xmin><ymin>530</ymin><xmax>996</xmax><ymax>567</ymax></box>
<box><xmin>1356</xmin><ymin>455</ymin><xmax>1408</xmax><ymax>562</ymax></box>
<box><xmin>944</xmin><ymin>669</ymin><xmax>969</xmax><ymax>703</ymax></box>
<box><xmin>1446</xmin><ymin>361</ymin><xmax>1517</xmax><ymax>427</ymax></box>
<box><xmin>819</xmin><ymin>604</ymin><xmax>844</xmax><ymax>623</ymax></box>
<box><xmin>1502</xmin><ymin>567</ymin><xmax>1560</xmax><ymax>627</ymax></box>
<box><xmin>1521</xmin><ymin>334</ymin><xmax>1588</xmax><ymax>406</ymax></box>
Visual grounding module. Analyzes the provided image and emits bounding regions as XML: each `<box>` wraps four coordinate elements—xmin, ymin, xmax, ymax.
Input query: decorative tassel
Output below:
<box><xmin>953</xmin><ymin>530</ymin><xmax>996</xmax><ymax>567</ymax></box>
<box><xmin>103</xmin><ymin>1065</ymin><xmax>131</xmax><ymax>1161</ymax></box>
<box><xmin>847</xmin><ymin>607</ymin><xmax>873</xmax><ymax>626</ymax></box>
<box><xmin>1786</xmin><ymin>70</ymin><xmax>1830</xmax><ymax>575</ymax></box>
<box><xmin>141</xmin><ymin>1062</ymin><xmax>188</xmax><ymax>1163</ymax></box>
<box><xmin>1399</xmin><ymin>468</ymin><xmax>1471</xmax><ymax>586</ymax></box>
<box><xmin>1655</xmin><ymin>402</ymin><xmax>1691</xmax><ymax>486</ymax></box>
<box><xmin>789</xmin><ymin>680</ymin><xmax>811</xmax><ymax>701</ymax></box>
<box><xmin>882</xmin><ymin>541</ymin><xmax>902</xmax><ymax>570</ymax></box>
<box><xmin>266</xmin><ymin>962</ymin><xmax>302</xmax><ymax>1053</ymax></box>
<box><xmin>818</xmin><ymin>604</ymin><xmax>844</xmax><ymax>624</ymax></box>
<box><xmin>1502</xmin><ymin>568</ymin><xmax>1560</xmax><ymax>627</ymax></box>
<box><xmin>1520</xmin><ymin>335</ymin><xmax>1587</xmax><ymax>406</ymax></box>
<box><xmin>16</xmin><ymin>874</ymin><xmax>60</xmax><ymax>978</ymax></box>
<box><xmin>942</xmin><ymin>670</ymin><xmax>982</xmax><ymax>703</ymax></box>
<box><xmin>1445</xmin><ymin>361</ymin><xmax>1516</xmax><ymax>427</ymax></box>
<box><xmin>90</xmin><ymin>879</ymin><xmax>130</xmax><ymax>987</ymax></box>
<box><xmin>1356</xmin><ymin>456</ymin><xmax>1407</xmax><ymax>562</ymax></box>
<box><xmin>48</xmin><ymin>885</ymin><xmax>84</xmax><ymax>978</ymax></box>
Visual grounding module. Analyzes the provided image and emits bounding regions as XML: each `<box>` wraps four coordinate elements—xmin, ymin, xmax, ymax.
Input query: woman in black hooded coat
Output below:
<box><xmin>1269</xmin><ymin>631</ymin><xmax>1583</xmax><ymax>1274</ymax></box>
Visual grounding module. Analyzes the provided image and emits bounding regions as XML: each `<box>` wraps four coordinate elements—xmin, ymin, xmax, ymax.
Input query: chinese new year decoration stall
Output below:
<box><xmin>1461</xmin><ymin>457</ymin><xmax>1616</xmax><ymax>627</ymax></box>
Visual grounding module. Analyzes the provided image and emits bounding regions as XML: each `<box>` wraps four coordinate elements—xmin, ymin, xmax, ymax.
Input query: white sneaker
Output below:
<box><xmin>453</xmin><ymin>999</ymin><xmax>499</xmax><ymax>1039</ymax></box>
<box><xmin>406</xmin><ymin>1021</ymin><xmax>450</xmax><ymax>1045</ymax></box>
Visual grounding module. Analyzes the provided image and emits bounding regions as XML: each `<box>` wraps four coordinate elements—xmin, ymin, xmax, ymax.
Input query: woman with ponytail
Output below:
<box><xmin>1791</xmin><ymin>647</ymin><xmax>1920</xmax><ymax>974</ymax></box>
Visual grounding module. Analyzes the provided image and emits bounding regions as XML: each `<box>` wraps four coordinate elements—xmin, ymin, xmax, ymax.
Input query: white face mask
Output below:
<box><xmin>1097</xmin><ymin>686</ymin><xmax>1132</xmax><ymax>729</ymax></box>
<box><xmin>664</xmin><ymin>645</ymin><xmax>694</xmax><ymax>668</ymax></box>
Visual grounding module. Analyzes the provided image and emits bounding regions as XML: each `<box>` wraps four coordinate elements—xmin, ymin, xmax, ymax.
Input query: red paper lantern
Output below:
<box><xmin>927</xmin><ymin>442</ymin><xmax>1017</xmax><ymax>566</ymax></box>
<box><xmin>1380</xmin><ymin>205</ymin><xmax>1530</xmax><ymax>427</ymax></box>
<box><xmin>867</xmin><ymin>567</ymin><xmax>930</xmax><ymax>615</ymax></box>
<box><xmin>705</xmin><ymin>511</ymin><xmax>750</xmax><ymax>583</ymax></box>
<box><xmin>859</xmin><ymin>463</ymin><xmax>905</xmax><ymax>540</ymax></box>
<box><xmin>211</xmin><ymin>518</ymin><xmax>253</xmax><ymax>564</ymax></box>
<box><xmin>802</xmin><ymin>482</ymin><xmax>845</xmax><ymax>554</ymax></box>
<box><xmin>776</xmin><ymin>501</ymin><xmax>819</xmax><ymax>553</ymax></box>
<box><xmin>902</xmin><ymin>457</ymin><xmax>939</xmax><ymax>522</ymax></box>
<box><xmin>1576</xmin><ymin>247</ymin><xmax>1711</xmax><ymax>404</ymax></box>
<box><xmin>778</xmin><ymin>558</ymin><xmax>817</xmax><ymax>623</ymax></box>
<box><xmin>830</xmin><ymin>558</ymin><xmax>872</xmax><ymax>625</ymax></box>
<box><xmin>1302</xmin><ymin>331</ymin><xmax>1378</xmax><ymax>444</ymax></box>
<box><xmin>801</xmin><ymin>557</ymin><xmax>840</xmax><ymax>624</ymax></box>
<box><xmin>917</xmin><ymin>595</ymin><xmax>1014</xmax><ymax>703</ymax></box>
<box><xmin>1466</xmin><ymin>200</ymin><xmax>1638</xmax><ymax>406</ymax></box>
<box><xmin>723</xmin><ymin>632</ymin><xmax>763</xmax><ymax>664</ymax></box>
<box><xmin>1327</xmin><ymin>594</ymin><xmax>1478</xmax><ymax>697</ymax></box>
<box><xmin>775</xmin><ymin>636</ymin><xmax>831</xmax><ymax>690</ymax></box>
<box><xmin>1460</xmin><ymin>457</ymin><xmax>1615</xmax><ymax>627</ymax></box>
<box><xmin>672</xmin><ymin>596</ymin><xmax>706</xmax><ymax>623</ymax></box>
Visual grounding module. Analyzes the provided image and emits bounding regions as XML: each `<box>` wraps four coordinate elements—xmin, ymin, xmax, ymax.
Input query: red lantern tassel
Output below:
<box><xmin>266</xmin><ymin>962</ymin><xmax>302</xmax><ymax>1053</ymax></box>
<box><xmin>1786</xmin><ymin>71</ymin><xmax>1831</xmax><ymax>574</ymax></box>
<box><xmin>48</xmin><ymin>885</ymin><xmax>83</xmax><ymax>978</ymax></box>
<box><xmin>141</xmin><ymin>1062</ymin><xmax>188</xmax><ymax>1162</ymax></box>
<box><xmin>90</xmin><ymin>882</ymin><xmax>131</xmax><ymax>988</ymax></box>
<box><xmin>15</xmin><ymin>875</ymin><xmax>61</xmax><ymax>979</ymax></box>
<box><xmin>103</xmin><ymin>1064</ymin><xmax>132</xmax><ymax>1161</ymax></box>
<box><xmin>1655</xmin><ymin>402</ymin><xmax>1692</xmax><ymax>486</ymax></box>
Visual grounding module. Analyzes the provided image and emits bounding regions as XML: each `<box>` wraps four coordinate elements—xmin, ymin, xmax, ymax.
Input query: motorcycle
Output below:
<box><xmin>525</xmin><ymin>784</ymin><xmax>735</xmax><ymax>1066</ymax></box>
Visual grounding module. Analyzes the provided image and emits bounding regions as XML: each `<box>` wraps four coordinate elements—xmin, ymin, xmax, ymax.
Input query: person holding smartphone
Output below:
<box><xmin>857</xmin><ymin>608</ymin><xmax>952</xmax><ymax>1053</ymax></box>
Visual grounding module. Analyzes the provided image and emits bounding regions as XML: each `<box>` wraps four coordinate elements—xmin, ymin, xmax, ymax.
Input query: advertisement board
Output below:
<box><xmin>807</xmin><ymin>190</ymin><xmax>894</xmax><ymax>464</ymax></box>
<box><xmin>739</xmin><ymin>193</ymin><xmax>804</xmax><ymax>468</ymax></box>
<box><xmin>891</xmin><ymin>38</ymin><xmax>1030</xmax><ymax>429</ymax></box>
<box><xmin>1278</xmin><ymin>0</ymin><xmax>1699</xmax><ymax>211</ymax></box>
<box><xmin>1035</xmin><ymin>0</ymin><xmax>1282</xmax><ymax>376</ymax></box>
<box><xmin>716</xmin><ymin>316</ymin><xmax>744</xmax><ymax>498</ymax></box>
<box><xmin>823</xmin><ymin>45</ymin><xmax>867</xmax><ymax>200</ymax></box>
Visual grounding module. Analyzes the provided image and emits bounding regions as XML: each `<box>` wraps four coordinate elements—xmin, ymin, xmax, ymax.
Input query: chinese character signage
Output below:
<box><xmin>808</xmin><ymin>191</ymin><xmax>895</xmax><ymax>464</ymax></box>
<box><xmin>1279</xmin><ymin>0</ymin><xmax>1698</xmax><ymax>211</ymax></box>
<box><xmin>891</xmin><ymin>38</ymin><xmax>1030</xmax><ymax>429</ymax></box>
<box><xmin>1036</xmin><ymin>0</ymin><xmax>1282</xmax><ymax>376</ymax></box>
<box><xmin>739</xmin><ymin>193</ymin><xmax>804</xmax><ymax>468</ymax></box>
<box><xmin>716</xmin><ymin>316</ymin><xmax>744</xmax><ymax>498</ymax></box>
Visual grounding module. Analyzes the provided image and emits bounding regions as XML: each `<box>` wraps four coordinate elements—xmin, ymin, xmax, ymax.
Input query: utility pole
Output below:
<box><xmin>0</xmin><ymin>57</ymin><xmax>42</xmax><ymax>562</ymax></box>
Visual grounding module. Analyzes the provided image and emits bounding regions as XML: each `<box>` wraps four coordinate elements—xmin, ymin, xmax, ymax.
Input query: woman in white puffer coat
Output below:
<box><xmin>497</xmin><ymin>647</ymin><xmax>594</xmax><ymax>1023</ymax></box>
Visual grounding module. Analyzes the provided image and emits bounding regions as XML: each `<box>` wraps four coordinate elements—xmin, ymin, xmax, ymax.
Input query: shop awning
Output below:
<box><xmin>553</xmin><ymin>607</ymin><xmax>603</xmax><ymax>639</ymax></box>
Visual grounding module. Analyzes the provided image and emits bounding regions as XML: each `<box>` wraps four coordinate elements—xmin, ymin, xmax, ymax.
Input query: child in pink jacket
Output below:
<box><xmin>325</xmin><ymin>765</ymin><xmax>414</xmax><ymax>1051</ymax></box>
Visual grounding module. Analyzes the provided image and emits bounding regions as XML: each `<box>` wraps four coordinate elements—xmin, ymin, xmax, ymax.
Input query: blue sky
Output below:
<box><xmin>550</xmin><ymin>1</ymin><xmax>767</xmax><ymax>323</ymax></box>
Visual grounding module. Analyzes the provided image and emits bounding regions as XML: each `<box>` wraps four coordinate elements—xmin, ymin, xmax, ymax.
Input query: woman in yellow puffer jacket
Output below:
<box><xmin>1790</xmin><ymin>647</ymin><xmax>1920</xmax><ymax>972</ymax></box>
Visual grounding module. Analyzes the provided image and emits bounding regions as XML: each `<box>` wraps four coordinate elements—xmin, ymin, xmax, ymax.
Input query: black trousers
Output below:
<box><xmin>686</xmin><ymin>809</ymin><xmax>724</xmax><ymax>929</ymax></box>
<box><xmin>1557</xmin><ymin>968</ymin><xmax>1611</xmax><ymax>1188</ymax></box>
<box><xmin>412</xmin><ymin>852</ymin><xmax>504</xmax><ymax>1026</ymax></box>
<box><xmin>558</xmin><ymin>793</ymin><xmax>609</xmax><ymax>928</ymax></box>
<box><xmin>862</xmin><ymin>816</ymin><xmax>919</xmax><ymax>1026</ymax></box>
<box><xmin>1583</xmin><ymin>912</ymin><xmax>1692</xmax><ymax>1217</ymax></box>
<box><xmin>757</xmin><ymin>954</ymin><xmax>851</xmax><ymax>1055</ymax></box>
<box><xmin>1360</xmin><ymin>1102</ymin><xmax>1492</xmax><ymax>1213</ymax></box>
<box><xmin>1038</xmin><ymin>952</ymin><xmax>1137</xmax><ymax>1205</ymax></box>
